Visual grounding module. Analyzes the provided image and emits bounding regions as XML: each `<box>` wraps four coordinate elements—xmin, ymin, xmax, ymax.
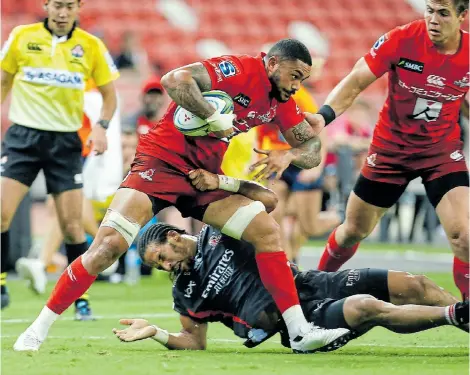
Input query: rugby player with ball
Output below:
<box><xmin>15</xmin><ymin>39</ymin><xmax>350</xmax><ymax>354</ymax></box>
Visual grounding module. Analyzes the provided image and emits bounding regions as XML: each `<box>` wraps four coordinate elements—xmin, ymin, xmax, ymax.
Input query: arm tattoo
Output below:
<box><xmin>283</xmin><ymin>120</ymin><xmax>322</xmax><ymax>169</ymax></box>
<box><xmin>291</xmin><ymin>121</ymin><xmax>312</xmax><ymax>143</ymax></box>
<box><xmin>164</xmin><ymin>63</ymin><xmax>215</xmax><ymax>119</ymax></box>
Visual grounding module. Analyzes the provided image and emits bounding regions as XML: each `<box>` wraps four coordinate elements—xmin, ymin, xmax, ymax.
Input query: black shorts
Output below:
<box><xmin>280</xmin><ymin>164</ymin><xmax>324</xmax><ymax>192</ymax></box>
<box><xmin>1</xmin><ymin>124</ymin><xmax>83</xmax><ymax>194</ymax></box>
<box><xmin>297</xmin><ymin>268</ymin><xmax>389</xmax><ymax>329</ymax></box>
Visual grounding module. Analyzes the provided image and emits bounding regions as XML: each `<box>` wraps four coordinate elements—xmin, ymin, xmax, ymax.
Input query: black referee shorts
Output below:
<box><xmin>1</xmin><ymin>124</ymin><xmax>83</xmax><ymax>194</ymax></box>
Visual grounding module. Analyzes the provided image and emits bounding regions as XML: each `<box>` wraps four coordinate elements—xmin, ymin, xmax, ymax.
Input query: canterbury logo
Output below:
<box><xmin>67</xmin><ymin>266</ymin><xmax>77</xmax><ymax>282</ymax></box>
<box><xmin>427</xmin><ymin>75</ymin><xmax>446</xmax><ymax>87</ymax></box>
<box><xmin>27</xmin><ymin>43</ymin><xmax>42</xmax><ymax>51</ymax></box>
<box><xmin>450</xmin><ymin>150</ymin><xmax>464</xmax><ymax>161</ymax></box>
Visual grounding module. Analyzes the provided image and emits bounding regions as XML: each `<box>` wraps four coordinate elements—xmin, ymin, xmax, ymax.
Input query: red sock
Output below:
<box><xmin>317</xmin><ymin>228</ymin><xmax>359</xmax><ymax>271</ymax></box>
<box><xmin>255</xmin><ymin>251</ymin><xmax>300</xmax><ymax>313</ymax></box>
<box><xmin>46</xmin><ymin>256</ymin><xmax>96</xmax><ymax>314</ymax></box>
<box><xmin>453</xmin><ymin>257</ymin><xmax>469</xmax><ymax>300</ymax></box>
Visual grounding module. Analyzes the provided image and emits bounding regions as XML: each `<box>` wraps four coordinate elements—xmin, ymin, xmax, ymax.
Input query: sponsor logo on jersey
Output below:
<box><xmin>245</xmin><ymin>106</ymin><xmax>277</xmax><ymax>123</ymax></box>
<box><xmin>397</xmin><ymin>58</ymin><xmax>424</xmax><ymax>74</ymax></box>
<box><xmin>398</xmin><ymin>79</ymin><xmax>465</xmax><ymax>101</ymax></box>
<box><xmin>366</xmin><ymin>153</ymin><xmax>377</xmax><ymax>167</ymax></box>
<box><xmin>139</xmin><ymin>168</ymin><xmax>155</xmax><ymax>181</ymax></box>
<box><xmin>426</xmin><ymin>75</ymin><xmax>446</xmax><ymax>88</ymax></box>
<box><xmin>450</xmin><ymin>150</ymin><xmax>464</xmax><ymax>161</ymax></box>
<box><xmin>209</xmin><ymin>234</ymin><xmax>222</xmax><ymax>248</ymax></box>
<box><xmin>71</xmin><ymin>44</ymin><xmax>84</xmax><ymax>58</ymax></box>
<box><xmin>184</xmin><ymin>280</ymin><xmax>197</xmax><ymax>298</ymax></box>
<box><xmin>454</xmin><ymin>72</ymin><xmax>470</xmax><ymax>88</ymax></box>
<box><xmin>218</xmin><ymin>60</ymin><xmax>238</xmax><ymax>78</ymax></box>
<box><xmin>345</xmin><ymin>269</ymin><xmax>361</xmax><ymax>287</ymax></box>
<box><xmin>201</xmin><ymin>249</ymin><xmax>234</xmax><ymax>298</ymax></box>
<box><xmin>27</xmin><ymin>42</ymin><xmax>42</xmax><ymax>52</ymax></box>
<box><xmin>22</xmin><ymin>67</ymin><xmax>85</xmax><ymax>89</ymax></box>
<box><xmin>233</xmin><ymin>93</ymin><xmax>251</xmax><ymax>108</ymax></box>
<box><xmin>373</xmin><ymin>34</ymin><xmax>386</xmax><ymax>50</ymax></box>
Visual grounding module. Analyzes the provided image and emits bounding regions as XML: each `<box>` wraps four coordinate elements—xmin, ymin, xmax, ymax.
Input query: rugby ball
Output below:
<box><xmin>173</xmin><ymin>90</ymin><xmax>234</xmax><ymax>136</ymax></box>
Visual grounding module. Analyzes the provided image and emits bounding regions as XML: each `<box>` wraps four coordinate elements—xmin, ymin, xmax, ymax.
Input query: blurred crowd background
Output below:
<box><xmin>1</xmin><ymin>0</ymin><xmax>469</xmax><ymax>280</ymax></box>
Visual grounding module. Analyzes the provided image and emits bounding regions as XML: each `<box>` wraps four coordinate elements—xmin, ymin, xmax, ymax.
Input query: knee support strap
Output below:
<box><xmin>221</xmin><ymin>201</ymin><xmax>265</xmax><ymax>240</ymax></box>
<box><xmin>101</xmin><ymin>209</ymin><xmax>141</xmax><ymax>247</ymax></box>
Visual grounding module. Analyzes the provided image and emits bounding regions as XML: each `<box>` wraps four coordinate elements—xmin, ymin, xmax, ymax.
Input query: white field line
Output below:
<box><xmin>0</xmin><ymin>334</ymin><xmax>465</xmax><ymax>349</ymax></box>
<box><xmin>2</xmin><ymin>312</ymin><xmax>177</xmax><ymax>324</ymax></box>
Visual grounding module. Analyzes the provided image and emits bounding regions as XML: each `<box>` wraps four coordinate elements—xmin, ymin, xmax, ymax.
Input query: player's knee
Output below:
<box><xmin>354</xmin><ymin>295</ymin><xmax>384</xmax><ymax>324</ymax></box>
<box><xmin>449</xmin><ymin>226</ymin><xmax>469</xmax><ymax>261</ymax></box>
<box><xmin>243</xmin><ymin>214</ymin><xmax>282</xmax><ymax>253</ymax></box>
<box><xmin>0</xmin><ymin>210</ymin><xmax>12</xmax><ymax>232</ymax></box>
<box><xmin>398</xmin><ymin>273</ymin><xmax>429</xmax><ymax>304</ymax></box>
<box><xmin>342</xmin><ymin>219</ymin><xmax>372</xmax><ymax>242</ymax></box>
<box><xmin>83</xmin><ymin>229</ymin><xmax>127</xmax><ymax>274</ymax></box>
<box><xmin>61</xmin><ymin>220</ymin><xmax>85</xmax><ymax>243</ymax></box>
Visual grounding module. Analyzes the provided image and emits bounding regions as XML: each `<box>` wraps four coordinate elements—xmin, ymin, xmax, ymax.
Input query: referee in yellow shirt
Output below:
<box><xmin>0</xmin><ymin>0</ymin><xmax>119</xmax><ymax>318</ymax></box>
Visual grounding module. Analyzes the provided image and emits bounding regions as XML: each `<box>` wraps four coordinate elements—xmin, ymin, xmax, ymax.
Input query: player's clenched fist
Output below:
<box><xmin>188</xmin><ymin>169</ymin><xmax>219</xmax><ymax>191</ymax></box>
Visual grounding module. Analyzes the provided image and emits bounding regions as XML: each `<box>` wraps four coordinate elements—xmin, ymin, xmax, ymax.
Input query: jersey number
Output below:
<box><xmin>408</xmin><ymin>97</ymin><xmax>442</xmax><ymax>123</ymax></box>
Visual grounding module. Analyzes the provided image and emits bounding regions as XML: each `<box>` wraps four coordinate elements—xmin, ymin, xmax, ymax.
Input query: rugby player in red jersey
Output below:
<box><xmin>15</xmin><ymin>39</ymin><xmax>350</xmax><ymax>353</ymax></box>
<box><xmin>310</xmin><ymin>0</ymin><xmax>469</xmax><ymax>300</ymax></box>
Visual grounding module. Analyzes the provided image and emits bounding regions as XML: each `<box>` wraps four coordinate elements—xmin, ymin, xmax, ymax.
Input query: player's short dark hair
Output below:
<box><xmin>137</xmin><ymin>223</ymin><xmax>186</xmax><ymax>261</ymax></box>
<box><xmin>267</xmin><ymin>39</ymin><xmax>312</xmax><ymax>66</ymax></box>
<box><xmin>452</xmin><ymin>0</ymin><xmax>469</xmax><ymax>14</ymax></box>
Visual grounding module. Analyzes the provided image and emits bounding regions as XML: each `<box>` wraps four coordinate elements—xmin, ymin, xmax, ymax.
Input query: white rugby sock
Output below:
<box><xmin>30</xmin><ymin>306</ymin><xmax>58</xmax><ymax>341</ymax></box>
<box><xmin>282</xmin><ymin>305</ymin><xmax>311</xmax><ymax>340</ymax></box>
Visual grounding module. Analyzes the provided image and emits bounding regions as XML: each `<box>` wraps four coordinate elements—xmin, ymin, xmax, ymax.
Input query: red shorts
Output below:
<box><xmin>120</xmin><ymin>152</ymin><xmax>231</xmax><ymax>218</ymax></box>
<box><xmin>361</xmin><ymin>141</ymin><xmax>468</xmax><ymax>185</ymax></box>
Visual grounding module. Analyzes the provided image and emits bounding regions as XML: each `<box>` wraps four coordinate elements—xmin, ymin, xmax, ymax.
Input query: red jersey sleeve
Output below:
<box><xmin>364</xmin><ymin>26</ymin><xmax>403</xmax><ymax>78</ymax></box>
<box><xmin>275</xmin><ymin>98</ymin><xmax>306</xmax><ymax>133</ymax></box>
<box><xmin>201</xmin><ymin>55</ymin><xmax>249</xmax><ymax>96</ymax></box>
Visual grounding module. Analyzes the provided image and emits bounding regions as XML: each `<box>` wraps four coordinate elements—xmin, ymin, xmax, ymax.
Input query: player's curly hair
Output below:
<box><xmin>452</xmin><ymin>0</ymin><xmax>469</xmax><ymax>14</ymax></box>
<box><xmin>137</xmin><ymin>223</ymin><xmax>186</xmax><ymax>262</ymax></box>
<box><xmin>267</xmin><ymin>39</ymin><xmax>312</xmax><ymax>66</ymax></box>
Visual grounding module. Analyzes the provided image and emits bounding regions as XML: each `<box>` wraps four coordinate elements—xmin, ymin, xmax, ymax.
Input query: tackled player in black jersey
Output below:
<box><xmin>112</xmin><ymin>169</ymin><xmax>468</xmax><ymax>352</ymax></box>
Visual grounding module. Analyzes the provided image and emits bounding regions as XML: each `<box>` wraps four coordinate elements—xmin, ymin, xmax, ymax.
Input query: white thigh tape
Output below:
<box><xmin>101</xmin><ymin>209</ymin><xmax>141</xmax><ymax>247</ymax></box>
<box><xmin>221</xmin><ymin>201</ymin><xmax>265</xmax><ymax>240</ymax></box>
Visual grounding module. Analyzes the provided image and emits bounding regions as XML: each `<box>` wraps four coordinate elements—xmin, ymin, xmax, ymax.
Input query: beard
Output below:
<box><xmin>269</xmin><ymin>71</ymin><xmax>291</xmax><ymax>103</ymax></box>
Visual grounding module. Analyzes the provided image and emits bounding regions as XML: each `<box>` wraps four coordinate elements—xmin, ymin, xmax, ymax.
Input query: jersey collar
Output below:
<box><xmin>43</xmin><ymin>18</ymin><xmax>77</xmax><ymax>40</ymax></box>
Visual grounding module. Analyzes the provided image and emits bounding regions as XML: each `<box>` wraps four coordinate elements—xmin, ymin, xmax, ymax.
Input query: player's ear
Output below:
<box><xmin>266</xmin><ymin>56</ymin><xmax>279</xmax><ymax>74</ymax></box>
<box><xmin>458</xmin><ymin>9</ymin><xmax>468</xmax><ymax>22</ymax></box>
<box><xmin>167</xmin><ymin>230</ymin><xmax>180</xmax><ymax>241</ymax></box>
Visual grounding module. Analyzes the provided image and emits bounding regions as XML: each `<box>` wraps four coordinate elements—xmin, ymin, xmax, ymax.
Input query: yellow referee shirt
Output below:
<box><xmin>1</xmin><ymin>19</ymin><xmax>119</xmax><ymax>132</ymax></box>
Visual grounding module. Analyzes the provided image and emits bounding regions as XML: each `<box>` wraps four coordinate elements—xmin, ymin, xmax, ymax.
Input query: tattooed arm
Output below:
<box><xmin>160</xmin><ymin>63</ymin><xmax>215</xmax><ymax>119</ymax></box>
<box><xmin>282</xmin><ymin>120</ymin><xmax>322</xmax><ymax>169</ymax></box>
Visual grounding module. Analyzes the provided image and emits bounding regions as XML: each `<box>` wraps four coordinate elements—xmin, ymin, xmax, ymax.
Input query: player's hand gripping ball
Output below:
<box><xmin>173</xmin><ymin>90</ymin><xmax>235</xmax><ymax>137</ymax></box>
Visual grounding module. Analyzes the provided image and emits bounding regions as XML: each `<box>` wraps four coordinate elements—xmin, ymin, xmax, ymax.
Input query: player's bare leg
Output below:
<box><xmin>14</xmin><ymin>188</ymin><xmax>155</xmax><ymax>351</ymax></box>
<box><xmin>203</xmin><ymin>194</ymin><xmax>350</xmax><ymax>353</ymax></box>
<box><xmin>434</xmin><ymin>186</ymin><xmax>469</xmax><ymax>300</ymax></box>
<box><xmin>343</xmin><ymin>294</ymin><xmax>468</xmax><ymax>334</ymax></box>
<box><xmin>318</xmin><ymin>192</ymin><xmax>388</xmax><ymax>271</ymax></box>
<box><xmin>1</xmin><ymin>177</ymin><xmax>30</xmax><ymax>309</ymax></box>
<box><xmin>290</xmin><ymin>190</ymin><xmax>341</xmax><ymax>262</ymax></box>
<box><xmin>387</xmin><ymin>271</ymin><xmax>459</xmax><ymax>306</ymax></box>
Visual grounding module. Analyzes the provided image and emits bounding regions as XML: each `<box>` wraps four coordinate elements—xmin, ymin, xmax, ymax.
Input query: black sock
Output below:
<box><xmin>65</xmin><ymin>242</ymin><xmax>88</xmax><ymax>265</ymax></box>
<box><xmin>1</xmin><ymin>231</ymin><xmax>10</xmax><ymax>294</ymax></box>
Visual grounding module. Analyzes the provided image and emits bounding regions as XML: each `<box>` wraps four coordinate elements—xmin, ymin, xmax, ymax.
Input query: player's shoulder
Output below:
<box><xmin>73</xmin><ymin>27</ymin><xmax>104</xmax><ymax>45</ymax></box>
<box><xmin>217</xmin><ymin>53</ymin><xmax>261</xmax><ymax>75</ymax></box>
<box><xmin>387</xmin><ymin>19</ymin><xmax>426</xmax><ymax>40</ymax></box>
<box><xmin>9</xmin><ymin>22</ymin><xmax>43</xmax><ymax>38</ymax></box>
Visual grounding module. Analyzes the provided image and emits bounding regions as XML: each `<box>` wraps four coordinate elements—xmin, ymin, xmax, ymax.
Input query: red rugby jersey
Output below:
<box><xmin>137</xmin><ymin>53</ymin><xmax>304</xmax><ymax>173</ymax></box>
<box><xmin>364</xmin><ymin>19</ymin><xmax>469</xmax><ymax>152</ymax></box>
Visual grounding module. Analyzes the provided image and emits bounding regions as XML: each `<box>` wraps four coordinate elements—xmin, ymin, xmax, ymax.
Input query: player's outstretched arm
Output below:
<box><xmin>1</xmin><ymin>69</ymin><xmax>14</xmax><ymax>104</ymax></box>
<box><xmin>325</xmin><ymin>57</ymin><xmax>377</xmax><ymax>118</ymax></box>
<box><xmin>188</xmin><ymin>169</ymin><xmax>278</xmax><ymax>212</ymax></box>
<box><xmin>161</xmin><ymin>63</ymin><xmax>215</xmax><ymax>120</ymax></box>
<box><xmin>113</xmin><ymin>316</ymin><xmax>208</xmax><ymax>350</ymax></box>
